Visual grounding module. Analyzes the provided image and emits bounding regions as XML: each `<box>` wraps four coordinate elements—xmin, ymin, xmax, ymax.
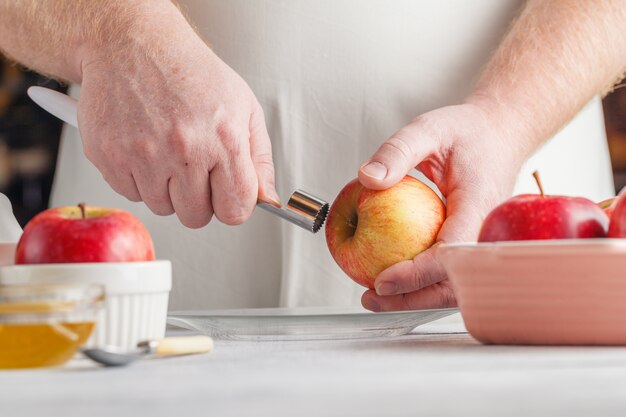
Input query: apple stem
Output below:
<box><xmin>532</xmin><ymin>171</ymin><xmax>545</xmax><ymax>197</ymax></box>
<box><xmin>78</xmin><ymin>203</ymin><xmax>86</xmax><ymax>219</ymax></box>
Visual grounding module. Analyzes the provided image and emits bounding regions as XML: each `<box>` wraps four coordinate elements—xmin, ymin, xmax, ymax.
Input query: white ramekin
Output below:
<box><xmin>0</xmin><ymin>260</ymin><xmax>171</xmax><ymax>349</ymax></box>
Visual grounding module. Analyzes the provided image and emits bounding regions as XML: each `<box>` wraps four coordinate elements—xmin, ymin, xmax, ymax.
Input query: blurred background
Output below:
<box><xmin>0</xmin><ymin>56</ymin><xmax>66</xmax><ymax>226</ymax></box>
<box><xmin>1</xmin><ymin>55</ymin><xmax>626</xmax><ymax>227</ymax></box>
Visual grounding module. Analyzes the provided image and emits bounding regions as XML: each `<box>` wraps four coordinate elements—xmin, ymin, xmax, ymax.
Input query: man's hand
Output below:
<box><xmin>359</xmin><ymin>0</ymin><xmax>626</xmax><ymax>312</ymax></box>
<box><xmin>0</xmin><ymin>0</ymin><xmax>280</xmax><ymax>228</ymax></box>
<box><xmin>79</xmin><ymin>39</ymin><xmax>279</xmax><ymax>228</ymax></box>
<box><xmin>358</xmin><ymin>104</ymin><xmax>523</xmax><ymax>312</ymax></box>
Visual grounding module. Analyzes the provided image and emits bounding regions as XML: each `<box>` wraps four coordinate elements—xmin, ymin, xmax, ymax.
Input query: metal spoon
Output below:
<box><xmin>82</xmin><ymin>336</ymin><xmax>214</xmax><ymax>367</ymax></box>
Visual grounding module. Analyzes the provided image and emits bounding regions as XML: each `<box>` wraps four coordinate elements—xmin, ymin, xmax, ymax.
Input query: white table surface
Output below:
<box><xmin>2</xmin><ymin>313</ymin><xmax>626</xmax><ymax>417</ymax></box>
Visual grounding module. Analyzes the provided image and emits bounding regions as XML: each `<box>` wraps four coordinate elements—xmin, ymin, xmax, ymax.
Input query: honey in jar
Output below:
<box><xmin>0</xmin><ymin>321</ymin><xmax>95</xmax><ymax>369</ymax></box>
<box><xmin>0</xmin><ymin>284</ymin><xmax>103</xmax><ymax>370</ymax></box>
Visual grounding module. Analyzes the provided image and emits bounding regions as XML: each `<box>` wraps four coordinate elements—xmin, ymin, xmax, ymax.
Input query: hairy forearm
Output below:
<box><xmin>0</xmin><ymin>0</ymin><xmax>190</xmax><ymax>83</ymax></box>
<box><xmin>468</xmin><ymin>0</ymin><xmax>626</xmax><ymax>156</ymax></box>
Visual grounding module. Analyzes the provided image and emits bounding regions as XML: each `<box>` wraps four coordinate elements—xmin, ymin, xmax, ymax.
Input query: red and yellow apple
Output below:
<box><xmin>15</xmin><ymin>204</ymin><xmax>155</xmax><ymax>264</ymax></box>
<box><xmin>325</xmin><ymin>176</ymin><xmax>445</xmax><ymax>289</ymax></box>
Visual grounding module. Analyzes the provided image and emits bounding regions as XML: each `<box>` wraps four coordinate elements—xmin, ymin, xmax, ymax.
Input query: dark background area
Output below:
<box><xmin>1</xmin><ymin>55</ymin><xmax>626</xmax><ymax>227</ymax></box>
<box><xmin>0</xmin><ymin>57</ymin><xmax>66</xmax><ymax>226</ymax></box>
<box><xmin>604</xmin><ymin>83</ymin><xmax>626</xmax><ymax>191</ymax></box>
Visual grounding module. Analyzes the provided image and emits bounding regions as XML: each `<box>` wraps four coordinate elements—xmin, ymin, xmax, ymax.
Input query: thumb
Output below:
<box><xmin>358</xmin><ymin>123</ymin><xmax>434</xmax><ymax>190</ymax></box>
<box><xmin>249</xmin><ymin>104</ymin><xmax>281</xmax><ymax>207</ymax></box>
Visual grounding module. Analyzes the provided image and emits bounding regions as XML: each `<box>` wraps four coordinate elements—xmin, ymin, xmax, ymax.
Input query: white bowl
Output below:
<box><xmin>0</xmin><ymin>261</ymin><xmax>171</xmax><ymax>349</ymax></box>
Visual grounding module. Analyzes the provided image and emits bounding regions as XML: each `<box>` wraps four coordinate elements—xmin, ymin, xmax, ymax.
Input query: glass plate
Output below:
<box><xmin>167</xmin><ymin>307</ymin><xmax>458</xmax><ymax>341</ymax></box>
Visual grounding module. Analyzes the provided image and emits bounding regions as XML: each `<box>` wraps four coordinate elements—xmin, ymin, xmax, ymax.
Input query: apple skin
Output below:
<box><xmin>478</xmin><ymin>194</ymin><xmax>609</xmax><ymax>242</ymax></box>
<box><xmin>325</xmin><ymin>176</ymin><xmax>445</xmax><ymax>289</ymax></box>
<box><xmin>15</xmin><ymin>205</ymin><xmax>155</xmax><ymax>264</ymax></box>
<box><xmin>598</xmin><ymin>197</ymin><xmax>616</xmax><ymax>220</ymax></box>
<box><xmin>608</xmin><ymin>192</ymin><xmax>626</xmax><ymax>237</ymax></box>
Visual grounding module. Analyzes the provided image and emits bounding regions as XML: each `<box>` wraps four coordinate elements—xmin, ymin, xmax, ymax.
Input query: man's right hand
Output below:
<box><xmin>76</xmin><ymin>9</ymin><xmax>279</xmax><ymax>228</ymax></box>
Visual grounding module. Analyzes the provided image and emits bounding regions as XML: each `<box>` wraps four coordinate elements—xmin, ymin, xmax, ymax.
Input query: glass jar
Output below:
<box><xmin>0</xmin><ymin>283</ymin><xmax>103</xmax><ymax>369</ymax></box>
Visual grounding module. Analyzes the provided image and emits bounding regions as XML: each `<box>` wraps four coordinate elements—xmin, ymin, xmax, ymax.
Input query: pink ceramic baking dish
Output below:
<box><xmin>438</xmin><ymin>239</ymin><xmax>626</xmax><ymax>345</ymax></box>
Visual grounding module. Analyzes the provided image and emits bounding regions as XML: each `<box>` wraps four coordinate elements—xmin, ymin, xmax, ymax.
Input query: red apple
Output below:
<box><xmin>15</xmin><ymin>204</ymin><xmax>155</xmax><ymax>264</ymax></box>
<box><xmin>608</xmin><ymin>189</ymin><xmax>626</xmax><ymax>237</ymax></box>
<box><xmin>325</xmin><ymin>176</ymin><xmax>445</xmax><ymax>289</ymax></box>
<box><xmin>478</xmin><ymin>172</ymin><xmax>608</xmax><ymax>242</ymax></box>
<box><xmin>598</xmin><ymin>197</ymin><xmax>617</xmax><ymax>219</ymax></box>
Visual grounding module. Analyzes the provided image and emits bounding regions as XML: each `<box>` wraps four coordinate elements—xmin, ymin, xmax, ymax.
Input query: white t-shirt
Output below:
<box><xmin>51</xmin><ymin>0</ymin><xmax>614</xmax><ymax>310</ymax></box>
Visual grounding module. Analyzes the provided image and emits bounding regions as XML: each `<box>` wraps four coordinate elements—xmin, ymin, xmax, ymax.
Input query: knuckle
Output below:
<box><xmin>230</xmin><ymin>171</ymin><xmax>257</xmax><ymax>198</ymax></box>
<box><xmin>409</xmin><ymin>267</ymin><xmax>429</xmax><ymax>291</ymax></box>
<box><xmin>83</xmin><ymin>145</ymin><xmax>97</xmax><ymax>164</ymax></box>
<box><xmin>116</xmin><ymin>186</ymin><xmax>141</xmax><ymax>203</ymax></box>
<box><xmin>401</xmin><ymin>293</ymin><xmax>415</xmax><ymax>311</ymax></box>
<box><xmin>410</xmin><ymin>113</ymin><xmax>437</xmax><ymax>134</ymax></box>
<box><xmin>213</xmin><ymin>116</ymin><xmax>237</xmax><ymax>140</ymax></box>
<box><xmin>217</xmin><ymin>200</ymin><xmax>254</xmax><ymax>225</ymax></box>
<box><xmin>251</xmin><ymin>98</ymin><xmax>265</xmax><ymax>115</ymax></box>
<box><xmin>169</xmin><ymin>125</ymin><xmax>193</xmax><ymax>159</ymax></box>
<box><xmin>134</xmin><ymin>136</ymin><xmax>158</xmax><ymax>162</ymax></box>
<box><xmin>250</xmin><ymin>105</ymin><xmax>267</xmax><ymax>130</ymax></box>
<box><xmin>100</xmin><ymin>173</ymin><xmax>120</xmax><ymax>192</ymax></box>
<box><xmin>125</xmin><ymin>193</ymin><xmax>142</xmax><ymax>203</ymax></box>
<box><xmin>83</xmin><ymin>138</ymin><xmax>108</xmax><ymax>165</ymax></box>
<box><xmin>213</xmin><ymin>122</ymin><xmax>246</xmax><ymax>161</ymax></box>
<box><xmin>253</xmin><ymin>149</ymin><xmax>274</xmax><ymax>166</ymax></box>
<box><xmin>410</xmin><ymin>113</ymin><xmax>432</xmax><ymax>129</ymax></box>
<box><xmin>219</xmin><ymin>209</ymin><xmax>251</xmax><ymax>225</ymax></box>
<box><xmin>140</xmin><ymin>188</ymin><xmax>163</xmax><ymax>204</ymax></box>
<box><xmin>254</xmin><ymin>104</ymin><xmax>266</xmax><ymax>121</ymax></box>
<box><xmin>437</xmin><ymin>282</ymin><xmax>457</xmax><ymax>308</ymax></box>
<box><xmin>226</xmin><ymin>139</ymin><xmax>244</xmax><ymax>160</ymax></box>
<box><xmin>179</xmin><ymin>212</ymin><xmax>212</xmax><ymax>229</ymax></box>
<box><xmin>254</xmin><ymin>156</ymin><xmax>275</xmax><ymax>180</ymax></box>
<box><xmin>384</xmin><ymin>136</ymin><xmax>414</xmax><ymax>162</ymax></box>
<box><xmin>210</xmin><ymin>103</ymin><xmax>228</xmax><ymax>126</ymax></box>
<box><xmin>99</xmin><ymin>171</ymin><xmax>142</xmax><ymax>203</ymax></box>
<box><xmin>142</xmin><ymin>192</ymin><xmax>173</xmax><ymax>215</ymax></box>
<box><xmin>149</xmin><ymin>204</ymin><xmax>175</xmax><ymax>216</ymax></box>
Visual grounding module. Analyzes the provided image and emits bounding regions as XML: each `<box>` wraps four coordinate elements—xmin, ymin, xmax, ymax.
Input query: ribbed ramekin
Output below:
<box><xmin>0</xmin><ymin>261</ymin><xmax>171</xmax><ymax>349</ymax></box>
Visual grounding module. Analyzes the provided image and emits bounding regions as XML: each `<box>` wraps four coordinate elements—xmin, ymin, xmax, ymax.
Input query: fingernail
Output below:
<box><xmin>362</xmin><ymin>296</ymin><xmax>381</xmax><ymax>312</ymax></box>
<box><xmin>376</xmin><ymin>281</ymin><xmax>398</xmax><ymax>296</ymax></box>
<box><xmin>360</xmin><ymin>162</ymin><xmax>388</xmax><ymax>180</ymax></box>
<box><xmin>267</xmin><ymin>191</ymin><xmax>282</xmax><ymax>208</ymax></box>
<box><xmin>259</xmin><ymin>189</ymin><xmax>282</xmax><ymax>208</ymax></box>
